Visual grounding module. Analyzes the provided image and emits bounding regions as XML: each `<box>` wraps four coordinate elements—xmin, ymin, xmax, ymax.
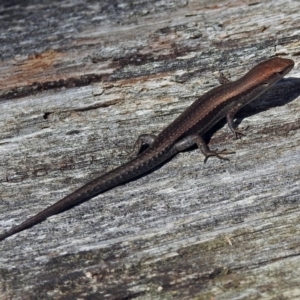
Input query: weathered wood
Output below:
<box><xmin>1</xmin><ymin>0</ymin><xmax>300</xmax><ymax>299</ymax></box>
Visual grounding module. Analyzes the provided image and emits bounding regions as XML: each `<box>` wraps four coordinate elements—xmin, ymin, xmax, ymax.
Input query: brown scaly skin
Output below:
<box><xmin>0</xmin><ymin>57</ymin><xmax>294</xmax><ymax>241</ymax></box>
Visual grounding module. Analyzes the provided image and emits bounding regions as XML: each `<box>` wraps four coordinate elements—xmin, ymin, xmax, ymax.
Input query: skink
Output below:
<box><xmin>0</xmin><ymin>57</ymin><xmax>294</xmax><ymax>241</ymax></box>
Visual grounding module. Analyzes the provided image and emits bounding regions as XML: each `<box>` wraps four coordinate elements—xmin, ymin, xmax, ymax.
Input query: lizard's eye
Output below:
<box><xmin>278</xmin><ymin>70</ymin><xmax>285</xmax><ymax>75</ymax></box>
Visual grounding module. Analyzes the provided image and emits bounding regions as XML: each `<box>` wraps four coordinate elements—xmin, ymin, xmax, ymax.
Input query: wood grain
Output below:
<box><xmin>1</xmin><ymin>0</ymin><xmax>300</xmax><ymax>299</ymax></box>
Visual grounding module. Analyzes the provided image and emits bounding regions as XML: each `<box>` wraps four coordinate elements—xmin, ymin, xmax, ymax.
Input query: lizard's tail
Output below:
<box><xmin>0</xmin><ymin>150</ymin><xmax>161</xmax><ymax>241</ymax></box>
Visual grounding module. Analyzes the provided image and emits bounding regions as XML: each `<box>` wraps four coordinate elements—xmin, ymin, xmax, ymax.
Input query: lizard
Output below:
<box><xmin>0</xmin><ymin>56</ymin><xmax>294</xmax><ymax>241</ymax></box>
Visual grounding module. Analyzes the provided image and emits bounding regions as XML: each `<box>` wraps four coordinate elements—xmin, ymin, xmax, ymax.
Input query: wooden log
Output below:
<box><xmin>1</xmin><ymin>0</ymin><xmax>300</xmax><ymax>298</ymax></box>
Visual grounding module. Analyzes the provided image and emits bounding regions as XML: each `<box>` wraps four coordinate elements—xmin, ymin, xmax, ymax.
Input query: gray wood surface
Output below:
<box><xmin>1</xmin><ymin>0</ymin><xmax>300</xmax><ymax>299</ymax></box>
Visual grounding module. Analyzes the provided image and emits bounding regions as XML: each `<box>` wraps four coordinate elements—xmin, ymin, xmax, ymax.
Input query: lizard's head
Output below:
<box><xmin>255</xmin><ymin>57</ymin><xmax>294</xmax><ymax>86</ymax></box>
